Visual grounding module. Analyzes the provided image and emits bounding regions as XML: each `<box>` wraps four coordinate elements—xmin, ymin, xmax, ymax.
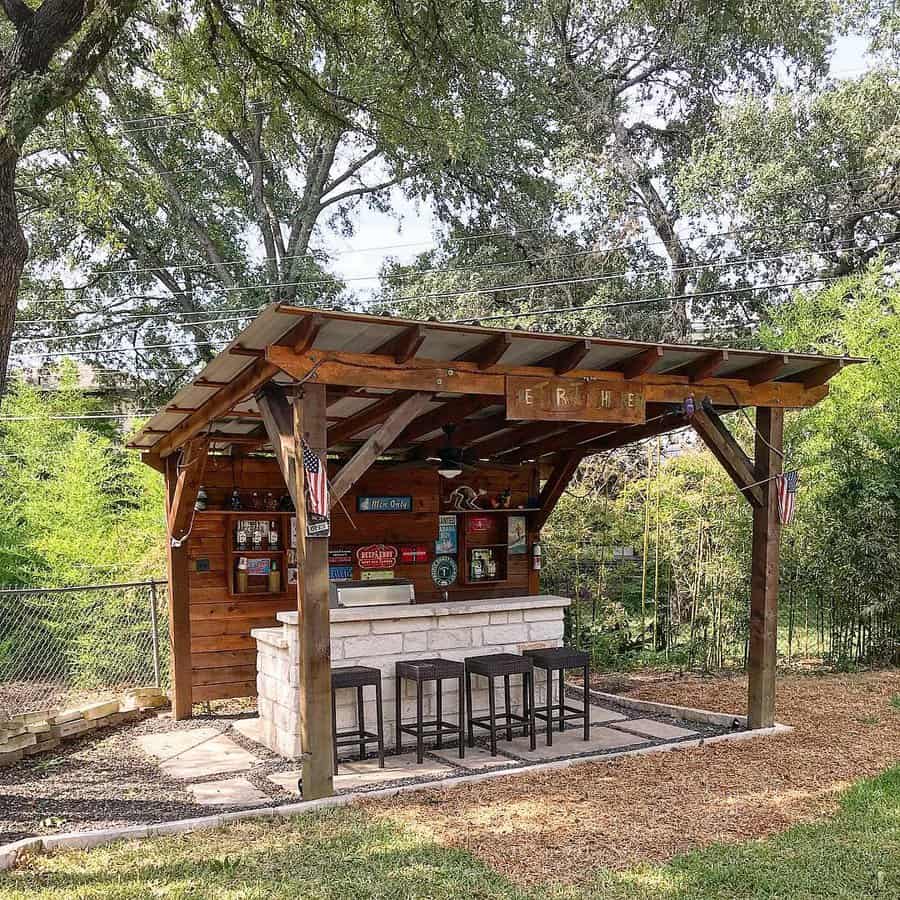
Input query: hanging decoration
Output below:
<box><xmin>301</xmin><ymin>438</ymin><xmax>330</xmax><ymax>537</ymax></box>
<box><xmin>776</xmin><ymin>470</ymin><xmax>799</xmax><ymax>524</ymax></box>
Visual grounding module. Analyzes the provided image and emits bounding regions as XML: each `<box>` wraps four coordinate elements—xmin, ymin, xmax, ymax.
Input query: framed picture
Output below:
<box><xmin>287</xmin><ymin>566</ymin><xmax>298</xmax><ymax>585</ymax></box>
<box><xmin>508</xmin><ymin>515</ymin><xmax>527</xmax><ymax>554</ymax></box>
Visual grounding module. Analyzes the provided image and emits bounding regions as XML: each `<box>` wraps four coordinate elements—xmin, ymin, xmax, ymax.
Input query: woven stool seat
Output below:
<box><xmin>332</xmin><ymin>665</ymin><xmax>382</xmax><ymax>690</ymax></box>
<box><xmin>522</xmin><ymin>647</ymin><xmax>590</xmax><ymax>670</ymax></box>
<box><xmin>464</xmin><ymin>653</ymin><xmax>536</xmax><ymax>756</ymax></box>
<box><xmin>395</xmin><ymin>658</ymin><xmax>465</xmax><ymax>682</ymax></box>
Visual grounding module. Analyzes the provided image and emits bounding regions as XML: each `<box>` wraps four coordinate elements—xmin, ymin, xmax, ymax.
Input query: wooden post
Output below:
<box><xmin>292</xmin><ymin>382</ymin><xmax>334</xmax><ymax>798</ymax></box>
<box><xmin>747</xmin><ymin>406</ymin><xmax>783</xmax><ymax>729</ymax></box>
<box><xmin>164</xmin><ymin>456</ymin><xmax>193</xmax><ymax>720</ymax></box>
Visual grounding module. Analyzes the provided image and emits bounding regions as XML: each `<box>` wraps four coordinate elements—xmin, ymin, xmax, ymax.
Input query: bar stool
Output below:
<box><xmin>464</xmin><ymin>653</ymin><xmax>536</xmax><ymax>756</ymax></box>
<box><xmin>395</xmin><ymin>658</ymin><xmax>465</xmax><ymax>764</ymax></box>
<box><xmin>522</xmin><ymin>647</ymin><xmax>590</xmax><ymax>746</ymax></box>
<box><xmin>331</xmin><ymin>665</ymin><xmax>385</xmax><ymax>773</ymax></box>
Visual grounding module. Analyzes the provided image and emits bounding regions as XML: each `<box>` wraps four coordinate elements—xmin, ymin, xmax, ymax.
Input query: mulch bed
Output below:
<box><xmin>362</xmin><ymin>669</ymin><xmax>900</xmax><ymax>885</ymax></box>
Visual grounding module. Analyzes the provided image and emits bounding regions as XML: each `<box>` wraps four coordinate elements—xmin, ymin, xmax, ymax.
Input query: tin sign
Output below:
<box><xmin>356</xmin><ymin>543</ymin><xmax>399</xmax><ymax>570</ymax></box>
<box><xmin>361</xmin><ymin>570</ymin><xmax>395</xmax><ymax>581</ymax></box>
<box><xmin>399</xmin><ymin>544</ymin><xmax>429</xmax><ymax>564</ymax></box>
<box><xmin>329</xmin><ymin>548</ymin><xmax>353</xmax><ymax>567</ymax></box>
<box><xmin>329</xmin><ymin>565</ymin><xmax>353</xmax><ymax>581</ymax></box>
<box><xmin>431</xmin><ymin>555</ymin><xmax>458</xmax><ymax>587</ymax></box>
<box><xmin>356</xmin><ymin>495</ymin><xmax>413</xmax><ymax>512</ymax></box>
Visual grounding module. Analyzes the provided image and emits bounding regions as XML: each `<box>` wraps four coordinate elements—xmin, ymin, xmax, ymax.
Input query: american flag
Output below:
<box><xmin>776</xmin><ymin>470</ymin><xmax>799</xmax><ymax>525</ymax></box>
<box><xmin>301</xmin><ymin>439</ymin><xmax>329</xmax><ymax>517</ymax></box>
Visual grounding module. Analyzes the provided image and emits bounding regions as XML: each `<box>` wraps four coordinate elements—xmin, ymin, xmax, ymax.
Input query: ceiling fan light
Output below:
<box><xmin>438</xmin><ymin>461</ymin><xmax>463</xmax><ymax>478</ymax></box>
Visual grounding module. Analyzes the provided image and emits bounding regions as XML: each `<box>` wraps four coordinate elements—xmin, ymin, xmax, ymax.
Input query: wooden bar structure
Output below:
<box><xmin>130</xmin><ymin>305</ymin><xmax>860</xmax><ymax>797</ymax></box>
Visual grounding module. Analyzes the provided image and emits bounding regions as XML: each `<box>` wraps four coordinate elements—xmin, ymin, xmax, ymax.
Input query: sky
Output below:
<box><xmin>316</xmin><ymin>32</ymin><xmax>880</xmax><ymax>295</ymax></box>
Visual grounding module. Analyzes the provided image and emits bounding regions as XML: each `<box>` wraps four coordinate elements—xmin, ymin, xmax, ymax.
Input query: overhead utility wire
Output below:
<box><xmin>10</xmin><ymin>264</ymin><xmax>897</xmax><ymax>362</ymax></box>
<box><xmin>22</xmin><ymin>203</ymin><xmax>900</xmax><ymax>312</ymax></box>
<box><xmin>13</xmin><ymin>231</ymin><xmax>900</xmax><ymax>342</ymax></box>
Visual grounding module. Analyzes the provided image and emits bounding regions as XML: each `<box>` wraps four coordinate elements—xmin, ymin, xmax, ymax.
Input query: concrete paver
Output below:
<box><xmin>609</xmin><ymin>718</ymin><xmax>697</xmax><ymax>740</ymax></box>
<box><xmin>431</xmin><ymin>745</ymin><xmax>520</xmax><ymax>771</ymax></box>
<box><xmin>138</xmin><ymin>728</ymin><xmax>261</xmax><ymax>780</ymax></box>
<box><xmin>498</xmin><ymin>725</ymin><xmax>649</xmax><ymax>761</ymax></box>
<box><xmin>186</xmin><ymin>777</ymin><xmax>270</xmax><ymax>807</ymax></box>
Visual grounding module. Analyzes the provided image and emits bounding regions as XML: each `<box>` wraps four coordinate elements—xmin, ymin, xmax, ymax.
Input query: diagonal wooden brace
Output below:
<box><xmin>690</xmin><ymin>407</ymin><xmax>764</xmax><ymax>507</ymax></box>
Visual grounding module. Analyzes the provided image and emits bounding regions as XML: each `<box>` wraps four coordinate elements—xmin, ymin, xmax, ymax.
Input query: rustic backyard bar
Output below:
<box><xmin>128</xmin><ymin>305</ymin><xmax>859</xmax><ymax>799</ymax></box>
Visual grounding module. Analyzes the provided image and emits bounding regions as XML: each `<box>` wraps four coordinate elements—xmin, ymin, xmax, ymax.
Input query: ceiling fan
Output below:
<box><xmin>425</xmin><ymin>425</ymin><xmax>470</xmax><ymax>479</ymax></box>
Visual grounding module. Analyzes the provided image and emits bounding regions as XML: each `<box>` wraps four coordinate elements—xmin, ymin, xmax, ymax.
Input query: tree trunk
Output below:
<box><xmin>0</xmin><ymin>145</ymin><xmax>28</xmax><ymax>397</ymax></box>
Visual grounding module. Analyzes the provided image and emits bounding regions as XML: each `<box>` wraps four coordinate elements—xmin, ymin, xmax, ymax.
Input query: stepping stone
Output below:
<box><xmin>590</xmin><ymin>705</ymin><xmax>627</xmax><ymax>724</ymax></box>
<box><xmin>609</xmin><ymin>718</ymin><xmax>697</xmax><ymax>740</ymax></box>
<box><xmin>186</xmin><ymin>777</ymin><xmax>270</xmax><ymax>807</ymax></box>
<box><xmin>267</xmin><ymin>753</ymin><xmax>454</xmax><ymax>795</ymax></box>
<box><xmin>139</xmin><ymin>728</ymin><xmax>260</xmax><ymax>780</ymax></box>
<box><xmin>499</xmin><ymin>725</ymin><xmax>648</xmax><ymax>761</ymax></box>
<box><xmin>431</xmin><ymin>745</ymin><xmax>518</xmax><ymax>771</ymax></box>
<box><xmin>233</xmin><ymin>717</ymin><xmax>265</xmax><ymax>744</ymax></box>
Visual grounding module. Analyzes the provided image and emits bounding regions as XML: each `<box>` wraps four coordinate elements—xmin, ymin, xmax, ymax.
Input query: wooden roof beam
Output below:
<box><xmin>331</xmin><ymin>392</ymin><xmax>433</xmax><ymax>504</ymax></box>
<box><xmin>532</xmin><ymin>451</ymin><xmax>585</xmax><ymax>531</ymax></box>
<box><xmin>328</xmin><ymin>391</ymin><xmax>416</xmax><ymax>444</ymax></box>
<box><xmin>256</xmin><ymin>384</ymin><xmax>298</xmax><ymax>507</ymax></box>
<box><xmin>474</xmin><ymin>422</ymin><xmax>567</xmax><ymax>458</ymax></box>
<box><xmin>689</xmin><ymin>406</ymin><xmax>764</xmax><ymax>507</ymax></box>
<box><xmin>373</xmin><ymin>324</ymin><xmax>427</xmax><ymax>364</ymax></box>
<box><xmin>283</xmin><ymin>312</ymin><xmax>324</xmax><ymax>354</ymax></box>
<box><xmin>615</xmin><ymin>346</ymin><xmax>664</xmax><ymax>379</ymax></box>
<box><xmin>501</xmin><ymin>423</ymin><xmax>620</xmax><ymax>464</ymax></box>
<box><xmin>577</xmin><ymin>411</ymin><xmax>688</xmax><ymax>455</ymax></box>
<box><xmin>415</xmin><ymin>412</ymin><xmax>509</xmax><ymax>454</ymax></box>
<box><xmin>454</xmin><ymin>332</ymin><xmax>512</xmax><ymax>369</ymax></box>
<box><xmin>670</xmin><ymin>350</ymin><xmax>729</xmax><ymax>382</ymax></box>
<box><xmin>395</xmin><ymin>395</ymin><xmax>497</xmax><ymax>444</ymax></box>
<box><xmin>735</xmin><ymin>355</ymin><xmax>789</xmax><ymax>386</ymax></box>
<box><xmin>168</xmin><ymin>437</ymin><xmax>209</xmax><ymax>542</ymax></box>
<box><xmin>534</xmin><ymin>339</ymin><xmax>591</xmax><ymax>374</ymax></box>
<box><xmin>790</xmin><ymin>360</ymin><xmax>845</xmax><ymax>388</ymax></box>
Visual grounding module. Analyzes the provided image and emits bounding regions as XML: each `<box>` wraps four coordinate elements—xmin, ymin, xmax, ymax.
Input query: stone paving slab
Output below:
<box><xmin>186</xmin><ymin>777</ymin><xmax>270</xmax><ymax>807</ymax></box>
<box><xmin>431</xmin><ymin>745</ymin><xmax>519</xmax><ymax>771</ymax></box>
<box><xmin>498</xmin><ymin>725</ymin><xmax>649</xmax><ymax>761</ymax></box>
<box><xmin>268</xmin><ymin>752</ymin><xmax>454</xmax><ymax>795</ymax></box>
<box><xmin>590</xmin><ymin>705</ymin><xmax>628</xmax><ymax>724</ymax></box>
<box><xmin>608</xmin><ymin>717</ymin><xmax>698</xmax><ymax>740</ymax></box>
<box><xmin>138</xmin><ymin>728</ymin><xmax>261</xmax><ymax>780</ymax></box>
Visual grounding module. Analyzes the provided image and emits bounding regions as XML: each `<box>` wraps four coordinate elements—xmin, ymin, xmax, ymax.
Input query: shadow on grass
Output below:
<box><xmin>1</xmin><ymin>767</ymin><xmax>898</xmax><ymax>899</ymax></box>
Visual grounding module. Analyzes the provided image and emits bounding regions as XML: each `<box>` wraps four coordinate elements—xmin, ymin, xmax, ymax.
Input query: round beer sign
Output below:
<box><xmin>431</xmin><ymin>555</ymin><xmax>458</xmax><ymax>587</ymax></box>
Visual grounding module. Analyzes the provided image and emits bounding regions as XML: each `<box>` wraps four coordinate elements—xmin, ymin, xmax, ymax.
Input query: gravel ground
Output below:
<box><xmin>0</xmin><ymin>692</ymin><xmax>727</xmax><ymax>844</ymax></box>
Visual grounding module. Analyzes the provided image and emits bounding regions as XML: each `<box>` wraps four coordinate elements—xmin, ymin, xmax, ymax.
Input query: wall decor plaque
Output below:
<box><xmin>356</xmin><ymin>495</ymin><xmax>413</xmax><ymax>512</ymax></box>
<box><xmin>431</xmin><ymin>555</ymin><xmax>458</xmax><ymax>587</ymax></box>
<box><xmin>356</xmin><ymin>543</ymin><xmax>399</xmax><ymax>570</ymax></box>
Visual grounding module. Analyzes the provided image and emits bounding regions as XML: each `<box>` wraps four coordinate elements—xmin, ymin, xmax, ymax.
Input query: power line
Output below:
<box><xmin>13</xmin><ymin>232</ymin><xmax>900</xmax><ymax>345</ymax></box>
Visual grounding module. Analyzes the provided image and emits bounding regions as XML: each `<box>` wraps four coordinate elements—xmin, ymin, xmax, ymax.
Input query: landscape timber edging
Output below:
<box><xmin>0</xmin><ymin>721</ymin><xmax>791</xmax><ymax>872</ymax></box>
<box><xmin>575</xmin><ymin>685</ymin><xmax>749</xmax><ymax>728</ymax></box>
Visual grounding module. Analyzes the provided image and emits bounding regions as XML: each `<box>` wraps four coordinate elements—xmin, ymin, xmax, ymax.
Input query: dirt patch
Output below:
<box><xmin>362</xmin><ymin>670</ymin><xmax>900</xmax><ymax>885</ymax></box>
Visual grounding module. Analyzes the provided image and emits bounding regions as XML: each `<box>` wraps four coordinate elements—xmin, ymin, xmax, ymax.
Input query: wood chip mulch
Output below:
<box><xmin>360</xmin><ymin>670</ymin><xmax>900</xmax><ymax>885</ymax></box>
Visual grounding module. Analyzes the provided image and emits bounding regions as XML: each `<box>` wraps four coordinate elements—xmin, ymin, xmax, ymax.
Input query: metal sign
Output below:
<box><xmin>356</xmin><ymin>495</ymin><xmax>413</xmax><ymax>512</ymax></box>
<box><xmin>431</xmin><ymin>555</ymin><xmax>458</xmax><ymax>587</ymax></box>
<box><xmin>506</xmin><ymin>376</ymin><xmax>645</xmax><ymax>424</ymax></box>
<box><xmin>399</xmin><ymin>544</ymin><xmax>429</xmax><ymax>564</ymax></box>
<box><xmin>356</xmin><ymin>544</ymin><xmax>399</xmax><ymax>570</ymax></box>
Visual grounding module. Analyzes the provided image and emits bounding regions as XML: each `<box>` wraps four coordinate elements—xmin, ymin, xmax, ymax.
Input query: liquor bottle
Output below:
<box><xmin>251</xmin><ymin>523</ymin><xmax>263</xmax><ymax>551</ymax></box>
<box><xmin>236</xmin><ymin>557</ymin><xmax>248</xmax><ymax>593</ymax></box>
<box><xmin>249</xmin><ymin>491</ymin><xmax>261</xmax><ymax>510</ymax></box>
<box><xmin>268</xmin><ymin>559</ymin><xmax>281</xmax><ymax>593</ymax></box>
<box><xmin>268</xmin><ymin>524</ymin><xmax>280</xmax><ymax>550</ymax></box>
<box><xmin>264</xmin><ymin>491</ymin><xmax>277</xmax><ymax>511</ymax></box>
<box><xmin>228</xmin><ymin>489</ymin><xmax>242</xmax><ymax>511</ymax></box>
<box><xmin>236</xmin><ymin>521</ymin><xmax>248</xmax><ymax>551</ymax></box>
<box><xmin>195</xmin><ymin>486</ymin><xmax>208</xmax><ymax>511</ymax></box>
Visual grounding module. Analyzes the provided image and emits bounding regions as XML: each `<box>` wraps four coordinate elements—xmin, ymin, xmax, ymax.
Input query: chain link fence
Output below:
<box><xmin>0</xmin><ymin>580</ymin><xmax>169</xmax><ymax>716</ymax></box>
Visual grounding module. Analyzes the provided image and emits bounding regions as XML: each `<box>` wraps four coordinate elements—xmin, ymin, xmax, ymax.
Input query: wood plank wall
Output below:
<box><xmin>182</xmin><ymin>455</ymin><xmax>540</xmax><ymax>705</ymax></box>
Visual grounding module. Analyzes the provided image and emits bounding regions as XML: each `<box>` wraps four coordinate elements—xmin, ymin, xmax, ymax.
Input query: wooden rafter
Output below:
<box><xmin>615</xmin><ymin>346</ymin><xmax>664</xmax><ymax>379</ymax></box>
<box><xmin>415</xmin><ymin>412</ymin><xmax>509</xmax><ymax>454</ymax></box>
<box><xmin>689</xmin><ymin>407</ymin><xmax>764</xmax><ymax>507</ymax></box>
<box><xmin>331</xmin><ymin>392</ymin><xmax>434</xmax><ymax>503</ymax></box>
<box><xmin>670</xmin><ymin>349</ymin><xmax>729</xmax><ymax>382</ymax></box>
<box><xmin>327</xmin><ymin>391</ymin><xmax>415</xmax><ymax>444</ymax></box>
<box><xmin>736</xmin><ymin>355</ymin><xmax>789</xmax><ymax>386</ymax></box>
<box><xmin>791</xmin><ymin>360</ymin><xmax>845</xmax><ymax>388</ymax></box>
<box><xmin>396</xmin><ymin>395</ymin><xmax>498</xmax><ymax>444</ymax></box>
<box><xmin>500</xmin><ymin>423</ymin><xmax>620</xmax><ymax>464</ymax></box>
<box><xmin>534</xmin><ymin>339</ymin><xmax>591</xmax><ymax>374</ymax></box>
<box><xmin>285</xmin><ymin>312</ymin><xmax>324</xmax><ymax>353</ymax></box>
<box><xmin>454</xmin><ymin>332</ymin><xmax>512</xmax><ymax>369</ymax></box>
<box><xmin>373</xmin><ymin>324</ymin><xmax>427</xmax><ymax>363</ymax></box>
<box><xmin>474</xmin><ymin>421</ymin><xmax>567</xmax><ymax>458</ymax></box>
<box><xmin>576</xmin><ymin>411</ymin><xmax>688</xmax><ymax>456</ymax></box>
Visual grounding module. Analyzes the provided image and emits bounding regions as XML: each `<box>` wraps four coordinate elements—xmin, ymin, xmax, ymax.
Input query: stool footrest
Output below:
<box><xmin>533</xmin><ymin>705</ymin><xmax>588</xmax><ymax>722</ymax></box>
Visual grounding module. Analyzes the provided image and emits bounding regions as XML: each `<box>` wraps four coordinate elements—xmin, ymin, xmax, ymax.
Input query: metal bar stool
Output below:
<box><xmin>331</xmin><ymin>665</ymin><xmax>385</xmax><ymax>773</ymax></box>
<box><xmin>395</xmin><ymin>658</ymin><xmax>465</xmax><ymax>764</ymax></box>
<box><xmin>522</xmin><ymin>647</ymin><xmax>590</xmax><ymax>746</ymax></box>
<box><xmin>464</xmin><ymin>653</ymin><xmax>536</xmax><ymax>756</ymax></box>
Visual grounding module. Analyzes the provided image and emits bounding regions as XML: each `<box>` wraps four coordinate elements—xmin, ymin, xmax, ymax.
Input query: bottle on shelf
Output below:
<box><xmin>228</xmin><ymin>489</ymin><xmax>242</xmax><ymax>511</ymax></box>
<box><xmin>236</xmin><ymin>521</ymin><xmax>248</xmax><ymax>551</ymax></box>
<box><xmin>236</xmin><ymin>557</ymin><xmax>248</xmax><ymax>593</ymax></box>
<box><xmin>268</xmin><ymin>559</ymin><xmax>281</xmax><ymax>593</ymax></box>
<box><xmin>264</xmin><ymin>491</ymin><xmax>277</xmax><ymax>511</ymax></box>
<box><xmin>251</xmin><ymin>522</ymin><xmax>264</xmax><ymax>551</ymax></box>
<box><xmin>249</xmin><ymin>491</ymin><xmax>261</xmax><ymax>510</ymax></box>
<box><xmin>269</xmin><ymin>523</ymin><xmax>280</xmax><ymax>550</ymax></box>
<box><xmin>195</xmin><ymin>485</ymin><xmax>208</xmax><ymax>511</ymax></box>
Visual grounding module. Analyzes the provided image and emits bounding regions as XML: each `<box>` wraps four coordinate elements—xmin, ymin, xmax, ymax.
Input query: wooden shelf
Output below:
<box><xmin>231</xmin><ymin>549</ymin><xmax>285</xmax><ymax>556</ymax></box>
<box><xmin>465</xmin><ymin>542</ymin><xmax>509</xmax><ymax>549</ymax></box>
<box><xmin>198</xmin><ymin>509</ymin><xmax>295</xmax><ymax>516</ymax></box>
<box><xmin>444</xmin><ymin>508</ymin><xmax>539</xmax><ymax>514</ymax></box>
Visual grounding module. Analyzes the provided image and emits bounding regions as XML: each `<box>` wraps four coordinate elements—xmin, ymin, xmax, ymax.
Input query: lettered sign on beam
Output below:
<box><xmin>506</xmin><ymin>376</ymin><xmax>646</xmax><ymax>424</ymax></box>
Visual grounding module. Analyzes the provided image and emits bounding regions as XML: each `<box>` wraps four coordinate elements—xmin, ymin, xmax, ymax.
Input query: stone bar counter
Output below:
<box><xmin>248</xmin><ymin>595</ymin><xmax>570</xmax><ymax>759</ymax></box>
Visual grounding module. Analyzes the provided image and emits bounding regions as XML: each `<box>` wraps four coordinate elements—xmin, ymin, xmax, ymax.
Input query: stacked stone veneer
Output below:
<box><xmin>251</xmin><ymin>595</ymin><xmax>570</xmax><ymax>759</ymax></box>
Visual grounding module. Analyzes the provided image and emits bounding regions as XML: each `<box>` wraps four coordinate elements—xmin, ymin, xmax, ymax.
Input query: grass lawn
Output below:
<box><xmin>1</xmin><ymin>765</ymin><xmax>897</xmax><ymax>899</ymax></box>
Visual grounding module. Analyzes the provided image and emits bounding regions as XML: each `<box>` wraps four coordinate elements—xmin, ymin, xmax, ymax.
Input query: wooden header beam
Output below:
<box><xmin>167</xmin><ymin>437</ymin><xmax>209</xmax><ymax>542</ymax></box>
<box><xmin>690</xmin><ymin>407</ymin><xmax>764</xmax><ymax>507</ymax></box>
<box><xmin>534</xmin><ymin>339</ymin><xmax>591</xmax><ymax>374</ymax></box>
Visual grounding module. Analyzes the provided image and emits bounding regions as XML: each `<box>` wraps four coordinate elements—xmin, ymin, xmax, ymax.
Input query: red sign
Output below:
<box><xmin>467</xmin><ymin>515</ymin><xmax>493</xmax><ymax>534</ymax></box>
<box><xmin>356</xmin><ymin>544</ymin><xmax>399</xmax><ymax>570</ymax></box>
<box><xmin>399</xmin><ymin>544</ymin><xmax>429</xmax><ymax>564</ymax></box>
<box><xmin>329</xmin><ymin>548</ymin><xmax>353</xmax><ymax>567</ymax></box>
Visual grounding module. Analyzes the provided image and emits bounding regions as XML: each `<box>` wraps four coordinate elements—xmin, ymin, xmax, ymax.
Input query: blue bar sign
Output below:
<box><xmin>356</xmin><ymin>495</ymin><xmax>413</xmax><ymax>512</ymax></box>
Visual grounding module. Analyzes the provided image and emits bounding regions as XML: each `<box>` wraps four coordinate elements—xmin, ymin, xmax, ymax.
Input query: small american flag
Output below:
<box><xmin>776</xmin><ymin>470</ymin><xmax>799</xmax><ymax>525</ymax></box>
<box><xmin>301</xmin><ymin>439</ymin><xmax>329</xmax><ymax>517</ymax></box>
